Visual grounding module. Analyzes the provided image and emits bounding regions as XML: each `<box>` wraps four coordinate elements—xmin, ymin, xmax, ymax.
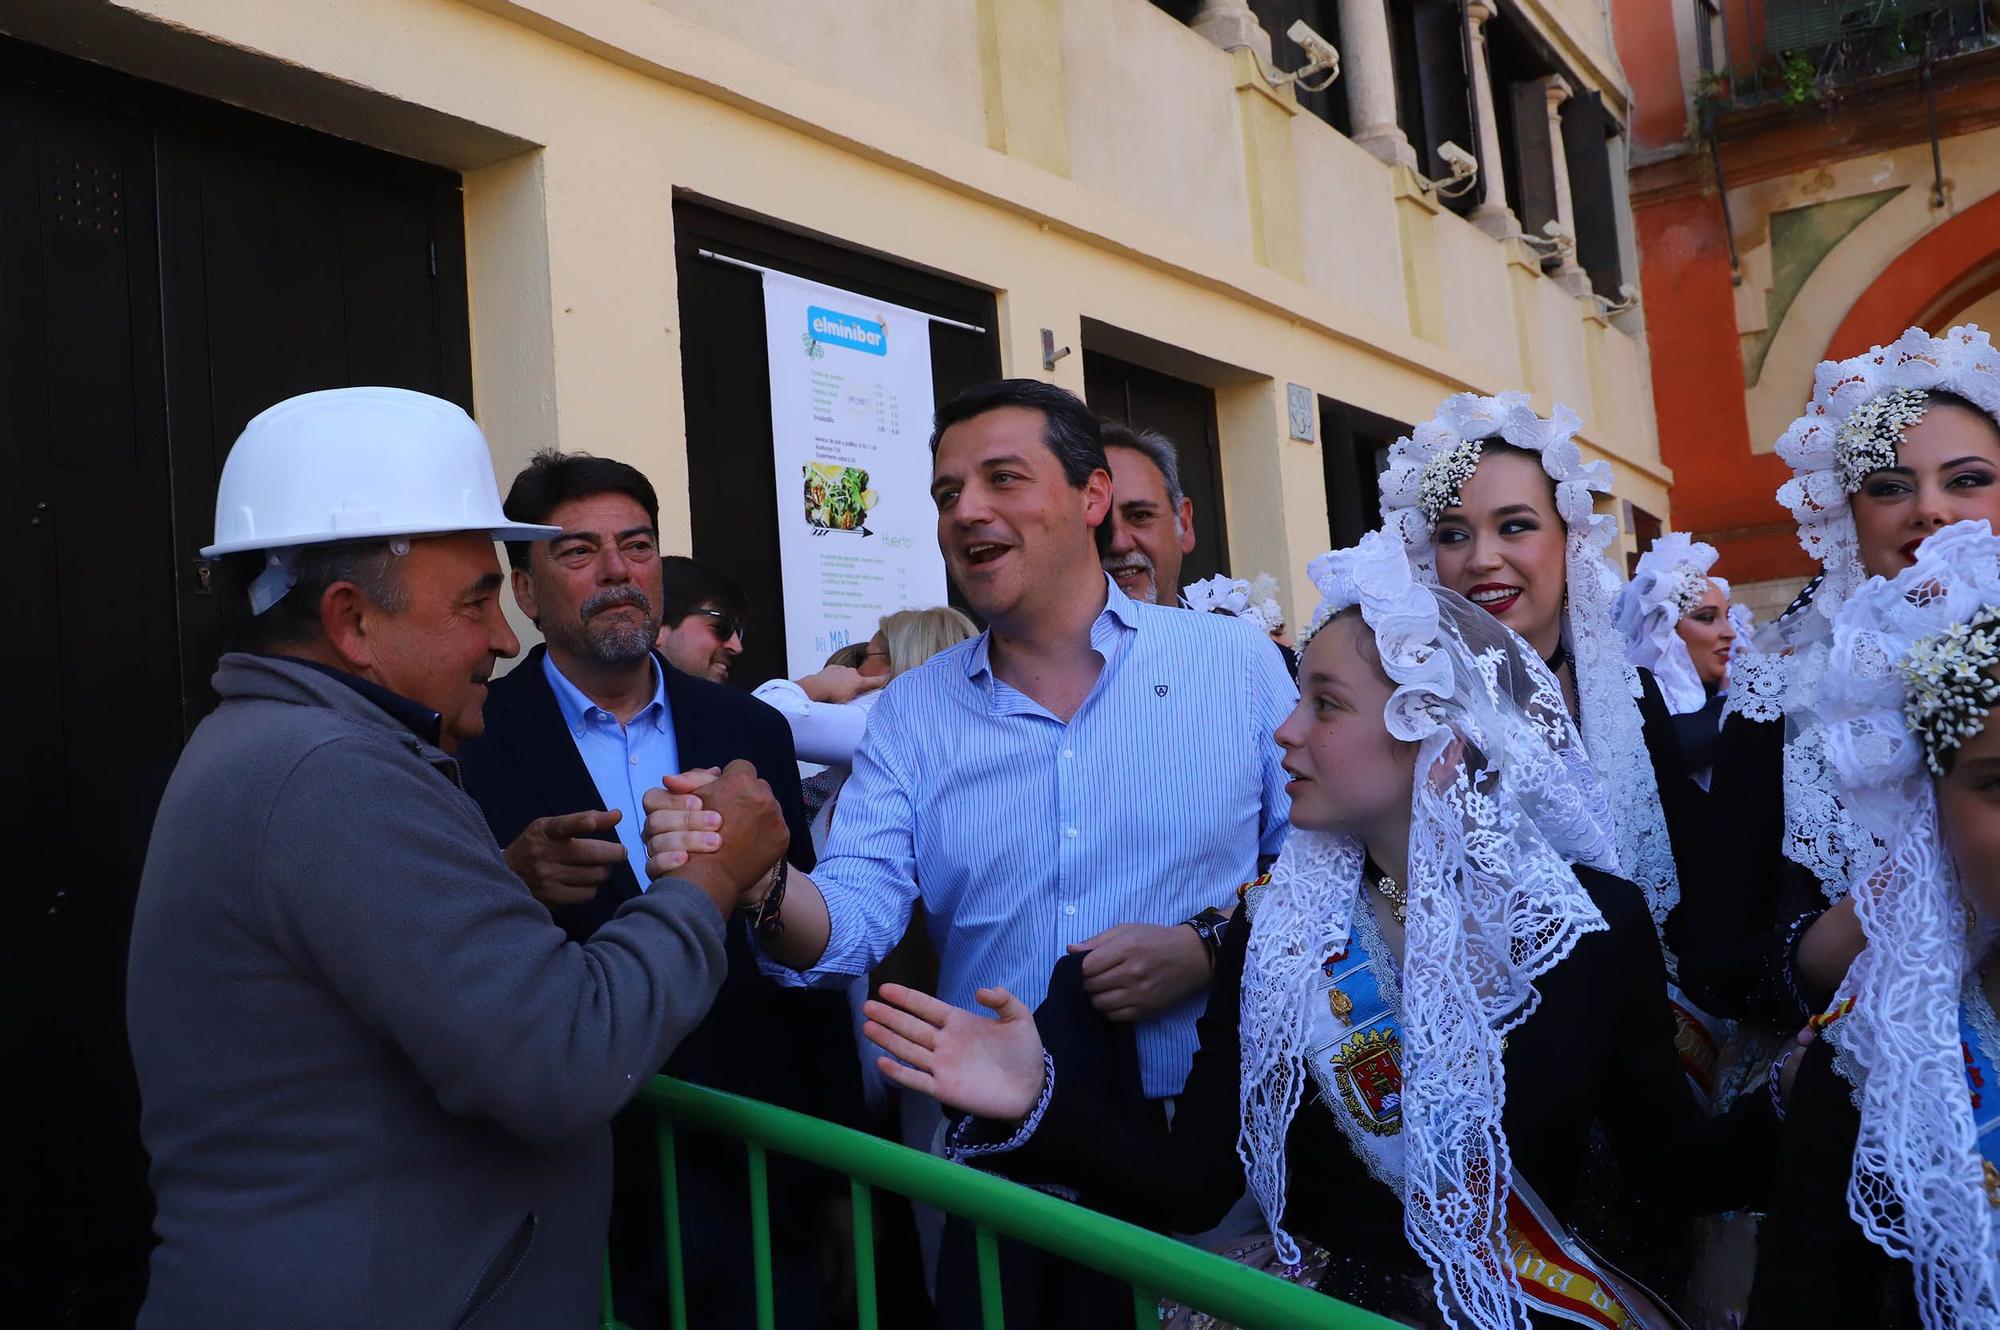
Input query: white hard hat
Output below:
<box><xmin>202</xmin><ymin>386</ymin><xmax>559</xmax><ymax>558</ymax></box>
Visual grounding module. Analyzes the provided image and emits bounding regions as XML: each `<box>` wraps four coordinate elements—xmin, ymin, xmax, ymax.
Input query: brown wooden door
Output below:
<box><xmin>1</xmin><ymin>38</ymin><xmax>471</xmax><ymax>1322</ymax></box>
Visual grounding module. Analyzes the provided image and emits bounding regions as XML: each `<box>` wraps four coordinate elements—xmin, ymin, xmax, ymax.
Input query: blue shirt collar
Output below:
<box><xmin>542</xmin><ymin>650</ymin><xmax>670</xmax><ymax>738</ymax></box>
<box><xmin>963</xmin><ymin>573</ymin><xmax>1139</xmax><ymax>683</ymax></box>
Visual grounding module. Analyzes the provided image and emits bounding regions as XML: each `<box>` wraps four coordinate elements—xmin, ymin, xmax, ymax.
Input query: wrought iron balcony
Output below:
<box><xmin>1699</xmin><ymin>0</ymin><xmax>1996</xmax><ymax>109</ymax></box>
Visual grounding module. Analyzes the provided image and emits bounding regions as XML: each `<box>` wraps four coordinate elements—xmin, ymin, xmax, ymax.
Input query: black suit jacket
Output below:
<box><xmin>458</xmin><ymin>646</ymin><xmax>845</xmax><ymax>1110</ymax></box>
<box><xmin>461</xmin><ymin>648</ymin><xmax>858</xmax><ymax>1321</ymax></box>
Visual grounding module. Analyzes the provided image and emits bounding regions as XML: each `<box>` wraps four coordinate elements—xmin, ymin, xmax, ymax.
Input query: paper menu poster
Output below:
<box><xmin>761</xmin><ymin>269</ymin><xmax>948</xmax><ymax>675</ymax></box>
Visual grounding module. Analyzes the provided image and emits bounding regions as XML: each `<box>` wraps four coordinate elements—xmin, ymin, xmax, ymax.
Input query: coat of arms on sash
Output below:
<box><xmin>1332</xmin><ymin>1028</ymin><xmax>1402</xmax><ymax>1136</ymax></box>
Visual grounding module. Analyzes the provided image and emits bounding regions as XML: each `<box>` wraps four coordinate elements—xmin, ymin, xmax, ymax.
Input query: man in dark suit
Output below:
<box><xmin>457</xmin><ymin>450</ymin><xmax>859</xmax><ymax>1330</ymax></box>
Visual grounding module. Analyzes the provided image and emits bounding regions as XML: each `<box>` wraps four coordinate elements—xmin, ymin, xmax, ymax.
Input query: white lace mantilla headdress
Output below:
<box><xmin>1182</xmin><ymin>572</ymin><xmax>1283</xmax><ymax>635</ymax></box>
<box><xmin>1730</xmin><ymin>325</ymin><xmax>2000</xmax><ymax>897</ymax></box>
<box><xmin>1774</xmin><ymin>325</ymin><xmax>2000</xmax><ymax>628</ymax></box>
<box><xmin>1240</xmin><ymin>530</ymin><xmax>1618</xmax><ymax>1329</ymax></box>
<box><xmin>1727</xmin><ymin>601</ymin><xmax>1756</xmax><ymax>656</ymax></box>
<box><xmin>1612</xmin><ymin>532</ymin><xmax>1722</xmax><ymax>715</ymax></box>
<box><xmin>1819</xmin><ymin>519</ymin><xmax>2000</xmax><ymax>1328</ymax></box>
<box><xmin>1378</xmin><ymin>391</ymin><xmax>1680</xmax><ymax>929</ymax></box>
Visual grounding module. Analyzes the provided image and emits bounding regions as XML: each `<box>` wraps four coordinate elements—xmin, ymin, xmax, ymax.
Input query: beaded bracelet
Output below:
<box><xmin>1768</xmin><ymin>1048</ymin><xmax>1794</xmax><ymax>1122</ymax></box>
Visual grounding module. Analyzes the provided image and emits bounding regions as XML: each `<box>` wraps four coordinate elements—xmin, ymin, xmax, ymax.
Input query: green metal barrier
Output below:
<box><xmin>600</xmin><ymin>1075</ymin><xmax>1398</xmax><ymax>1330</ymax></box>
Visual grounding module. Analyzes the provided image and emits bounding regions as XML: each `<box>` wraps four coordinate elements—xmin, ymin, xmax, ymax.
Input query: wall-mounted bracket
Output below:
<box><xmin>1041</xmin><ymin>328</ymin><xmax>1072</xmax><ymax>372</ymax></box>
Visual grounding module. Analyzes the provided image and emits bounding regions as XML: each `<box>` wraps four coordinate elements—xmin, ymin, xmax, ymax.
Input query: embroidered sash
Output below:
<box><xmin>1665</xmin><ymin>981</ymin><xmax>1729</xmax><ymax>1111</ymax></box>
<box><xmin>1818</xmin><ymin>991</ymin><xmax>2000</xmax><ymax>1282</ymax></box>
<box><xmin>1958</xmin><ymin>1004</ymin><xmax>2000</xmax><ymax>1229</ymax></box>
<box><xmin>1304</xmin><ymin>910</ymin><xmax>1665</xmax><ymax>1327</ymax></box>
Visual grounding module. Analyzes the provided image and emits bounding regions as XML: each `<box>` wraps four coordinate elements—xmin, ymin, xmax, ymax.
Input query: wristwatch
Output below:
<box><xmin>740</xmin><ymin>858</ymin><xmax>788</xmax><ymax>939</ymax></box>
<box><xmin>1184</xmin><ymin>906</ymin><xmax>1231</xmax><ymax>970</ymax></box>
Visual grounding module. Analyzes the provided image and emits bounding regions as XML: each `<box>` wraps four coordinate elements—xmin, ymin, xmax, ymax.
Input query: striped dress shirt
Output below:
<box><xmin>761</xmin><ymin>577</ymin><xmax>1295</xmax><ymax>1097</ymax></box>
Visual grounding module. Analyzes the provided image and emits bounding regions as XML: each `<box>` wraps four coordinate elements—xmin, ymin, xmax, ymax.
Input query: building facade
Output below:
<box><xmin>1616</xmin><ymin>0</ymin><xmax>2000</xmax><ymax>621</ymax></box>
<box><xmin>4</xmin><ymin>0</ymin><xmax>1664</xmax><ymax>1317</ymax></box>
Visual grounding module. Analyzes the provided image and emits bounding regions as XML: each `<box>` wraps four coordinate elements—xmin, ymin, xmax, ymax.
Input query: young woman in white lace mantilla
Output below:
<box><xmin>1749</xmin><ymin>519</ymin><xmax>2000</xmax><ymax>1329</ymax></box>
<box><xmin>1690</xmin><ymin>325</ymin><xmax>2000</xmax><ymax>1036</ymax></box>
<box><xmin>1373</xmin><ymin>395</ymin><xmax>1749</xmax><ymax>1244</ymax></box>
<box><xmin>860</xmin><ymin>532</ymin><xmax>1779</xmax><ymax>1330</ymax></box>
<box><xmin>1612</xmin><ymin>532</ymin><xmax>1741</xmax><ymax>791</ymax></box>
<box><xmin>1375</xmin><ymin>392</ymin><xmax>1686</xmax><ymax>939</ymax></box>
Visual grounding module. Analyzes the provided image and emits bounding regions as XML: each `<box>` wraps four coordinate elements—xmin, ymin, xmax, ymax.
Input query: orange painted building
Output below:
<box><xmin>1613</xmin><ymin>0</ymin><xmax>2000</xmax><ymax>618</ymax></box>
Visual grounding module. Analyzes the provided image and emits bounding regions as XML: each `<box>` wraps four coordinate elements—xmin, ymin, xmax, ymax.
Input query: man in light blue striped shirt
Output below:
<box><xmin>722</xmin><ymin>380</ymin><xmax>1294</xmax><ymax>1101</ymax></box>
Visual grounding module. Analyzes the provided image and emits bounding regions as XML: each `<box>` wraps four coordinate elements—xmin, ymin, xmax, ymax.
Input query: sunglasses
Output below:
<box><xmin>689</xmin><ymin>607</ymin><xmax>746</xmax><ymax>645</ymax></box>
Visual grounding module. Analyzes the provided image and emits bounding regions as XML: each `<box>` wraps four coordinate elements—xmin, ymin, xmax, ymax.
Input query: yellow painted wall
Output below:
<box><xmin>17</xmin><ymin>0</ymin><xmax>1665</xmax><ymax>629</ymax></box>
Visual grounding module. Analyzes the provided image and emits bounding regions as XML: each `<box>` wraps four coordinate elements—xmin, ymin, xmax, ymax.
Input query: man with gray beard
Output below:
<box><xmin>1098</xmin><ymin>420</ymin><xmax>1196</xmax><ymax>606</ymax></box>
<box><xmin>459</xmin><ymin>449</ymin><xmax>814</xmax><ymax>929</ymax></box>
<box><xmin>458</xmin><ymin>451</ymin><xmax>853</xmax><ymax>1330</ymax></box>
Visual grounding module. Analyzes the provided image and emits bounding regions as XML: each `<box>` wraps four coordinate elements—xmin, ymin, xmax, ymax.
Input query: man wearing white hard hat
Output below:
<box><xmin>125</xmin><ymin>386</ymin><xmax>789</xmax><ymax>1328</ymax></box>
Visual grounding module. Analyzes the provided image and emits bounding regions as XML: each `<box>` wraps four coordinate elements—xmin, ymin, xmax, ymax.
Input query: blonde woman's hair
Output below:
<box><xmin>823</xmin><ymin>642</ymin><xmax>869</xmax><ymax>670</ymax></box>
<box><xmin>878</xmin><ymin>606</ymin><xmax>978</xmax><ymax>678</ymax></box>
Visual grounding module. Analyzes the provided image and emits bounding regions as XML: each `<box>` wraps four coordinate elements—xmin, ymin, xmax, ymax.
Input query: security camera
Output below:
<box><xmin>1520</xmin><ymin>217</ymin><xmax>1576</xmax><ymax>257</ymax></box>
<box><xmin>1433</xmin><ymin>140</ymin><xmax>1478</xmax><ymax>197</ymax></box>
<box><xmin>1287</xmin><ymin>20</ymin><xmax>1339</xmax><ymax>70</ymax></box>
<box><xmin>1282</xmin><ymin>20</ymin><xmax>1340</xmax><ymax>92</ymax></box>
<box><xmin>1602</xmin><ymin>283</ymin><xmax>1642</xmax><ymax>316</ymax></box>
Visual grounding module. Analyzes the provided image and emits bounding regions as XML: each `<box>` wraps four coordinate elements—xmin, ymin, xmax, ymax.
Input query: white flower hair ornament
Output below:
<box><xmin>1612</xmin><ymin>532</ymin><xmax>1722</xmax><ymax>715</ymax></box>
<box><xmin>1776</xmin><ymin>324</ymin><xmax>2000</xmax><ymax>627</ymax></box>
<box><xmin>1248</xmin><ymin>573</ymin><xmax>1286</xmax><ymax>636</ymax></box>
<box><xmin>1240</xmin><ymin>530</ymin><xmax>1615</xmax><ymax>1330</ymax></box>
<box><xmin>1378</xmin><ymin>392</ymin><xmax>1680</xmax><ymax>930</ymax></box>
<box><xmin>1818</xmin><ymin>518</ymin><xmax>2000</xmax><ymax>1328</ymax></box>
<box><xmin>1298</xmin><ymin>531</ymin><xmax>1456</xmax><ymax>738</ymax></box>
<box><xmin>1182</xmin><ymin>573</ymin><xmax>1284</xmax><ymax>636</ymax></box>
<box><xmin>1379</xmin><ymin>392</ymin><xmax>1618</xmax><ymax>579</ymax></box>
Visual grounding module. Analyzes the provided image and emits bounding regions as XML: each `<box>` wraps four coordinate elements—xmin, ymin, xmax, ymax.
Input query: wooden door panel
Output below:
<box><xmin>2</xmin><ymin>36</ymin><xmax>471</xmax><ymax>1321</ymax></box>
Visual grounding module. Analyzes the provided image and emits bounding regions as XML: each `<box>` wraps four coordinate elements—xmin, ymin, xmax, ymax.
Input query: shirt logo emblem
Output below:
<box><xmin>1154</xmin><ymin>684</ymin><xmax>1169</xmax><ymax>697</ymax></box>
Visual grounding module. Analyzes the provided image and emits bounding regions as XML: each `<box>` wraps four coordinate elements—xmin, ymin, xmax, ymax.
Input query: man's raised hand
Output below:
<box><xmin>642</xmin><ymin>768</ymin><xmax>724</xmax><ymax>878</ymax></box>
<box><xmin>799</xmin><ymin>664</ymin><xmax>887</xmax><ymax>705</ymax></box>
<box><xmin>505</xmin><ymin>809</ymin><xmax>628</xmax><ymax>908</ymax></box>
<box><xmin>862</xmin><ymin>984</ymin><xmax>1047</xmax><ymax>1122</ymax></box>
<box><xmin>645</xmin><ymin>759</ymin><xmax>788</xmax><ymax>917</ymax></box>
<box><xmin>1066</xmin><ymin>922</ymin><xmax>1213</xmax><ymax>1022</ymax></box>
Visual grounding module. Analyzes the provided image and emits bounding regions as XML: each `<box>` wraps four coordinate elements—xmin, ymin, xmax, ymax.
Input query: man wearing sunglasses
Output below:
<box><xmin>656</xmin><ymin>555</ymin><xmax>750</xmax><ymax>683</ymax></box>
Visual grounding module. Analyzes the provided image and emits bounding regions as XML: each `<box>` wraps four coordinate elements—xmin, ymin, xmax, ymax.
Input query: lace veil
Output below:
<box><xmin>1378</xmin><ymin>391</ymin><xmax>1680</xmax><ymax>929</ymax></box>
<box><xmin>1612</xmin><ymin>531</ymin><xmax>1722</xmax><ymax>716</ymax></box>
<box><xmin>1731</xmin><ymin>325</ymin><xmax>2000</xmax><ymax>897</ymax></box>
<box><xmin>1819</xmin><ymin>518</ymin><xmax>2000</xmax><ymax>1328</ymax></box>
<box><xmin>1727</xmin><ymin>601</ymin><xmax>1756</xmax><ymax>658</ymax></box>
<box><xmin>1182</xmin><ymin>572</ymin><xmax>1284</xmax><ymax>635</ymax></box>
<box><xmin>1238</xmin><ymin>530</ymin><xmax>1617</xmax><ymax>1330</ymax></box>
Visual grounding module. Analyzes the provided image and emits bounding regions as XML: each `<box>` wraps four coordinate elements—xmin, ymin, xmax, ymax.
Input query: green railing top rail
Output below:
<box><xmin>635</xmin><ymin>1076</ymin><xmax>1399</xmax><ymax>1330</ymax></box>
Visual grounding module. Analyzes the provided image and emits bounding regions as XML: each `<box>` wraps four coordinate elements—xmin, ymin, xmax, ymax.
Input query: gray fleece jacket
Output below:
<box><xmin>127</xmin><ymin>654</ymin><xmax>728</xmax><ymax>1328</ymax></box>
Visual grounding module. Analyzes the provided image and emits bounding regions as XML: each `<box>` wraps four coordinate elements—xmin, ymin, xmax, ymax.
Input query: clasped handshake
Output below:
<box><xmin>504</xmin><ymin>760</ymin><xmax>788</xmax><ymax>918</ymax></box>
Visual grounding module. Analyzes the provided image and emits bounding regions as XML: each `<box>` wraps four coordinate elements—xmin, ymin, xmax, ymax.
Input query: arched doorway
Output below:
<box><xmin>1823</xmin><ymin>190</ymin><xmax>2000</xmax><ymax>358</ymax></box>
